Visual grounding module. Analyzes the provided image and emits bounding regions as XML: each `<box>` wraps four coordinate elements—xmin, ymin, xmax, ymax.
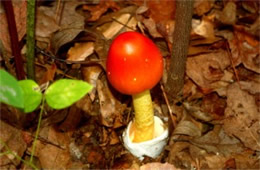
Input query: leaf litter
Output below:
<box><xmin>0</xmin><ymin>0</ymin><xmax>259</xmax><ymax>169</ymax></box>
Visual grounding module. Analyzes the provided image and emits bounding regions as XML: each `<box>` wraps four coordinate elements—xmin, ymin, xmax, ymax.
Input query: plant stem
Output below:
<box><xmin>2</xmin><ymin>0</ymin><xmax>25</xmax><ymax>80</ymax></box>
<box><xmin>26</xmin><ymin>0</ymin><xmax>36</xmax><ymax>80</ymax></box>
<box><xmin>30</xmin><ymin>96</ymin><xmax>45</xmax><ymax>163</ymax></box>
<box><xmin>132</xmin><ymin>90</ymin><xmax>154</xmax><ymax>142</ymax></box>
<box><xmin>165</xmin><ymin>0</ymin><xmax>194</xmax><ymax>101</ymax></box>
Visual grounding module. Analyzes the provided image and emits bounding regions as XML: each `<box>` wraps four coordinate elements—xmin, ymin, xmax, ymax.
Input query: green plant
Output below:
<box><xmin>0</xmin><ymin>69</ymin><xmax>93</xmax><ymax>169</ymax></box>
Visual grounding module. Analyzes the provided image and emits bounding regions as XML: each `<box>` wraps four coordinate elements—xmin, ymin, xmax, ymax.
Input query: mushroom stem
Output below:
<box><xmin>131</xmin><ymin>90</ymin><xmax>154</xmax><ymax>142</ymax></box>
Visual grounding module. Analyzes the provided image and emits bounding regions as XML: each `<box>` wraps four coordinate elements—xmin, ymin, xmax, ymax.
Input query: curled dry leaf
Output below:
<box><xmin>173</xmin><ymin>120</ymin><xmax>202</xmax><ymax>137</ymax></box>
<box><xmin>191</xmin><ymin>126</ymin><xmax>243</xmax><ymax>156</ymax></box>
<box><xmin>36</xmin><ymin>7</ymin><xmax>60</xmax><ymax>40</ymax></box>
<box><xmin>183</xmin><ymin>102</ymin><xmax>213</xmax><ymax>122</ymax></box>
<box><xmin>50</xmin><ymin>1</ymin><xmax>86</xmax><ymax>54</ymax></box>
<box><xmin>83</xmin><ymin>0</ymin><xmax>120</xmax><ymax>21</ymax></box>
<box><xmin>81</xmin><ymin>65</ymin><xmax>103</xmax><ymax>101</ymax></box>
<box><xmin>193</xmin><ymin>0</ymin><xmax>214</xmax><ymax>16</ymax></box>
<box><xmin>201</xmin><ymin>93</ymin><xmax>226</xmax><ymax>120</ymax></box>
<box><xmin>38</xmin><ymin>63</ymin><xmax>57</xmax><ymax>85</ymax></box>
<box><xmin>186</xmin><ymin>50</ymin><xmax>231</xmax><ymax>92</ymax></box>
<box><xmin>229</xmin><ymin>29</ymin><xmax>260</xmax><ymax>73</ymax></box>
<box><xmin>240</xmin><ymin>80</ymin><xmax>260</xmax><ymax>95</ymax></box>
<box><xmin>0</xmin><ymin>0</ymin><xmax>27</xmax><ymax>53</ymax></box>
<box><xmin>192</xmin><ymin>16</ymin><xmax>215</xmax><ymax>40</ymax></box>
<box><xmin>224</xmin><ymin>83</ymin><xmax>260</xmax><ymax>151</ymax></box>
<box><xmin>67</xmin><ymin>42</ymin><xmax>94</xmax><ymax>61</ymax></box>
<box><xmin>218</xmin><ymin>2</ymin><xmax>237</xmax><ymax>25</ymax></box>
<box><xmin>101</xmin><ymin>13</ymin><xmax>137</xmax><ymax>39</ymax></box>
<box><xmin>96</xmin><ymin>79</ymin><xmax>126</xmax><ymax>127</ymax></box>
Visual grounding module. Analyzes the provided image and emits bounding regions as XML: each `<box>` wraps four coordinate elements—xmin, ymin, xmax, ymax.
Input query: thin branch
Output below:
<box><xmin>2</xmin><ymin>0</ymin><xmax>25</xmax><ymax>80</ymax></box>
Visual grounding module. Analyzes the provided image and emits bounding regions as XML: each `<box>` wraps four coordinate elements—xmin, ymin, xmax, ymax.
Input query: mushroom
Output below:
<box><xmin>106</xmin><ymin>31</ymin><xmax>165</xmax><ymax>143</ymax></box>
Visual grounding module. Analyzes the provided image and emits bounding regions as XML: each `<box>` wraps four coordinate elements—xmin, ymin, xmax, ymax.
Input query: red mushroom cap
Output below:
<box><xmin>106</xmin><ymin>31</ymin><xmax>163</xmax><ymax>95</ymax></box>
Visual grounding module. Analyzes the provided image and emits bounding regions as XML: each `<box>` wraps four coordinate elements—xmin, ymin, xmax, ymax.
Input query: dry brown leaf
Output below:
<box><xmin>0</xmin><ymin>0</ymin><xmax>27</xmax><ymax>54</ymax></box>
<box><xmin>36</xmin><ymin>126</ymin><xmax>72</xmax><ymax>169</ymax></box>
<box><xmin>96</xmin><ymin>79</ymin><xmax>126</xmax><ymax>127</ymax></box>
<box><xmin>109</xmin><ymin>130</ymin><xmax>120</xmax><ymax>145</ymax></box>
<box><xmin>36</xmin><ymin>7</ymin><xmax>60</xmax><ymax>40</ymax></box>
<box><xmin>101</xmin><ymin>13</ymin><xmax>138</xmax><ymax>39</ymax></box>
<box><xmin>142</xmin><ymin>18</ymin><xmax>163</xmax><ymax>38</ymax></box>
<box><xmin>183</xmin><ymin>102</ymin><xmax>213</xmax><ymax>122</ymax></box>
<box><xmin>140</xmin><ymin>162</ymin><xmax>179</xmax><ymax>170</ymax></box>
<box><xmin>83</xmin><ymin>0</ymin><xmax>120</xmax><ymax>21</ymax></box>
<box><xmin>201</xmin><ymin>93</ymin><xmax>226</xmax><ymax>120</ymax></box>
<box><xmin>224</xmin><ymin>83</ymin><xmax>260</xmax><ymax>151</ymax></box>
<box><xmin>191</xmin><ymin>126</ymin><xmax>243</xmax><ymax>156</ymax></box>
<box><xmin>39</xmin><ymin>144</ymin><xmax>71</xmax><ymax>169</ymax></box>
<box><xmin>173</xmin><ymin>120</ymin><xmax>202</xmax><ymax>137</ymax></box>
<box><xmin>240</xmin><ymin>80</ymin><xmax>260</xmax><ymax>95</ymax></box>
<box><xmin>218</xmin><ymin>2</ymin><xmax>237</xmax><ymax>25</ymax></box>
<box><xmin>81</xmin><ymin>65</ymin><xmax>102</xmax><ymax>101</ymax></box>
<box><xmin>192</xmin><ymin>16</ymin><xmax>215</xmax><ymax>39</ymax></box>
<box><xmin>38</xmin><ymin>63</ymin><xmax>57</xmax><ymax>85</ymax></box>
<box><xmin>168</xmin><ymin>142</ymin><xmax>193</xmax><ymax>169</ymax></box>
<box><xmin>186</xmin><ymin>50</ymin><xmax>230</xmax><ymax>92</ymax></box>
<box><xmin>50</xmin><ymin>1</ymin><xmax>86</xmax><ymax>54</ymax></box>
<box><xmin>0</xmin><ymin>120</ymin><xmax>27</xmax><ymax>166</ymax></box>
<box><xmin>194</xmin><ymin>0</ymin><xmax>214</xmax><ymax>16</ymax></box>
<box><xmin>67</xmin><ymin>42</ymin><xmax>94</xmax><ymax>61</ymax></box>
<box><xmin>58</xmin><ymin>104</ymin><xmax>82</xmax><ymax>132</ymax></box>
<box><xmin>146</xmin><ymin>0</ymin><xmax>176</xmax><ymax>23</ymax></box>
<box><xmin>205</xmin><ymin>154</ymin><xmax>230</xmax><ymax>169</ymax></box>
<box><xmin>229</xmin><ymin>29</ymin><xmax>260</xmax><ymax>73</ymax></box>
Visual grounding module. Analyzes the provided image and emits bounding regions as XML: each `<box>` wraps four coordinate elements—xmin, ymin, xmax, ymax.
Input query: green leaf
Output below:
<box><xmin>45</xmin><ymin>79</ymin><xmax>93</xmax><ymax>109</ymax></box>
<box><xmin>18</xmin><ymin>80</ymin><xmax>42</xmax><ymax>113</ymax></box>
<box><xmin>0</xmin><ymin>69</ymin><xmax>24</xmax><ymax>108</ymax></box>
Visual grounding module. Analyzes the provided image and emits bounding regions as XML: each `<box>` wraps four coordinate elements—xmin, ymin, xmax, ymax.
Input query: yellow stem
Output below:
<box><xmin>132</xmin><ymin>90</ymin><xmax>154</xmax><ymax>142</ymax></box>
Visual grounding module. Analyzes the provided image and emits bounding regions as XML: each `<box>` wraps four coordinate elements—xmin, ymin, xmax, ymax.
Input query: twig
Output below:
<box><xmin>2</xmin><ymin>0</ymin><xmax>25</xmax><ymax>80</ymax></box>
<box><xmin>160</xmin><ymin>83</ymin><xmax>177</xmax><ymax>128</ymax></box>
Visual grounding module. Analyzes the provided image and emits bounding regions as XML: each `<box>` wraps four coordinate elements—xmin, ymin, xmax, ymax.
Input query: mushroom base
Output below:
<box><xmin>122</xmin><ymin>116</ymin><xmax>169</xmax><ymax>160</ymax></box>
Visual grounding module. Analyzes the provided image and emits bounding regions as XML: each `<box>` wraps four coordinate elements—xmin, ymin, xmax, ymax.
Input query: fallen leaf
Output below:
<box><xmin>140</xmin><ymin>162</ymin><xmax>179</xmax><ymax>170</ymax></box>
<box><xmin>36</xmin><ymin>7</ymin><xmax>60</xmax><ymax>40</ymax></box>
<box><xmin>192</xmin><ymin>16</ymin><xmax>215</xmax><ymax>39</ymax></box>
<box><xmin>67</xmin><ymin>42</ymin><xmax>94</xmax><ymax>61</ymax></box>
<box><xmin>101</xmin><ymin>13</ymin><xmax>138</xmax><ymax>39</ymax></box>
<box><xmin>83</xmin><ymin>0</ymin><xmax>120</xmax><ymax>21</ymax></box>
<box><xmin>229</xmin><ymin>29</ymin><xmax>260</xmax><ymax>73</ymax></box>
<box><xmin>201</xmin><ymin>93</ymin><xmax>226</xmax><ymax>120</ymax></box>
<box><xmin>194</xmin><ymin>0</ymin><xmax>214</xmax><ymax>16</ymax></box>
<box><xmin>50</xmin><ymin>1</ymin><xmax>86</xmax><ymax>54</ymax></box>
<box><xmin>38</xmin><ymin>63</ymin><xmax>57</xmax><ymax>85</ymax></box>
<box><xmin>224</xmin><ymin>83</ymin><xmax>260</xmax><ymax>151</ymax></box>
<box><xmin>186</xmin><ymin>50</ymin><xmax>230</xmax><ymax>91</ymax></box>
<box><xmin>96</xmin><ymin>79</ymin><xmax>126</xmax><ymax>127</ymax></box>
<box><xmin>36</xmin><ymin>126</ymin><xmax>72</xmax><ymax>169</ymax></box>
<box><xmin>218</xmin><ymin>2</ymin><xmax>237</xmax><ymax>25</ymax></box>
<box><xmin>173</xmin><ymin>120</ymin><xmax>202</xmax><ymax>137</ymax></box>
<box><xmin>58</xmin><ymin>104</ymin><xmax>82</xmax><ymax>132</ymax></box>
<box><xmin>81</xmin><ymin>65</ymin><xmax>102</xmax><ymax>101</ymax></box>
<box><xmin>191</xmin><ymin>126</ymin><xmax>243</xmax><ymax>156</ymax></box>
<box><xmin>0</xmin><ymin>120</ymin><xmax>27</xmax><ymax>166</ymax></box>
<box><xmin>0</xmin><ymin>0</ymin><xmax>27</xmax><ymax>54</ymax></box>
